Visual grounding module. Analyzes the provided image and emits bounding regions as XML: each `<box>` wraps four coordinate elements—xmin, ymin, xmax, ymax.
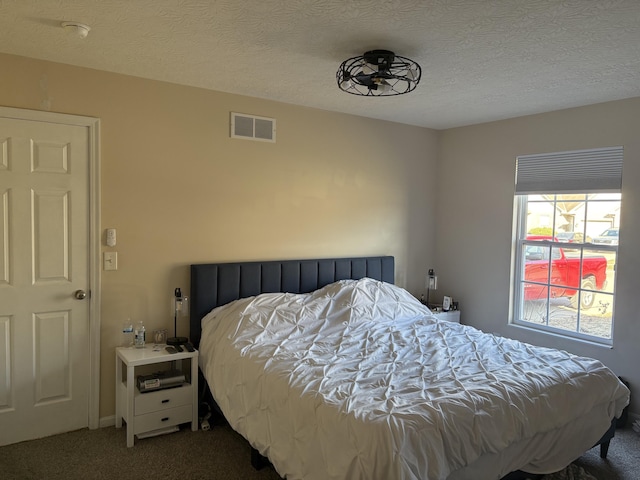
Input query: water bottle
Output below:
<box><xmin>122</xmin><ymin>319</ymin><xmax>133</xmax><ymax>347</ymax></box>
<box><xmin>134</xmin><ymin>320</ymin><xmax>146</xmax><ymax>348</ymax></box>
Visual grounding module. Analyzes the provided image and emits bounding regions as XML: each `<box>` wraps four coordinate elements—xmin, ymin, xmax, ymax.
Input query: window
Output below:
<box><xmin>512</xmin><ymin>147</ymin><xmax>623</xmax><ymax>344</ymax></box>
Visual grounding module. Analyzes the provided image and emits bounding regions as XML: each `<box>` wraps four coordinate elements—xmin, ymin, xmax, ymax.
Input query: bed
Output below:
<box><xmin>190</xmin><ymin>256</ymin><xmax>629</xmax><ymax>480</ymax></box>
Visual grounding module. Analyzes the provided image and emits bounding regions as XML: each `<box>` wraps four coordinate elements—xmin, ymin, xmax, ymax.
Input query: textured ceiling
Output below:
<box><xmin>1</xmin><ymin>0</ymin><xmax>639</xmax><ymax>129</ymax></box>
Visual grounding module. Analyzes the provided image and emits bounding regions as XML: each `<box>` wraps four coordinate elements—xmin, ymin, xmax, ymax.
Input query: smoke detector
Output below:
<box><xmin>61</xmin><ymin>21</ymin><xmax>91</xmax><ymax>39</ymax></box>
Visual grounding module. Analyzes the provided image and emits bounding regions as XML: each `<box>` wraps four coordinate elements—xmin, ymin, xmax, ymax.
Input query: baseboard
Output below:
<box><xmin>99</xmin><ymin>415</ymin><xmax>116</xmax><ymax>428</ymax></box>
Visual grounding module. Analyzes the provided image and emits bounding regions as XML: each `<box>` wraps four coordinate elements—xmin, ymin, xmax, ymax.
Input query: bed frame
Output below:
<box><xmin>188</xmin><ymin>255</ymin><xmax>615</xmax><ymax>479</ymax></box>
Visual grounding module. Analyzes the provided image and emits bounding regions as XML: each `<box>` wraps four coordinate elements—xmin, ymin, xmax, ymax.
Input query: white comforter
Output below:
<box><xmin>199</xmin><ymin>278</ymin><xmax>629</xmax><ymax>480</ymax></box>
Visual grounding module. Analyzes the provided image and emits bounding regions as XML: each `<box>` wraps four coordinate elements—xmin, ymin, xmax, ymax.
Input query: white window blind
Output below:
<box><xmin>515</xmin><ymin>146</ymin><xmax>623</xmax><ymax>194</ymax></box>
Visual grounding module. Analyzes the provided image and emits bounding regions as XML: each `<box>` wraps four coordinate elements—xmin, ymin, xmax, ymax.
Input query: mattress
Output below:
<box><xmin>198</xmin><ymin>278</ymin><xmax>629</xmax><ymax>480</ymax></box>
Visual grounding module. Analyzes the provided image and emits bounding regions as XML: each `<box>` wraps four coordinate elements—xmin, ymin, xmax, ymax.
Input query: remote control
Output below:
<box><xmin>165</xmin><ymin>346</ymin><xmax>177</xmax><ymax>354</ymax></box>
<box><xmin>184</xmin><ymin>343</ymin><xmax>195</xmax><ymax>352</ymax></box>
<box><xmin>174</xmin><ymin>344</ymin><xmax>183</xmax><ymax>352</ymax></box>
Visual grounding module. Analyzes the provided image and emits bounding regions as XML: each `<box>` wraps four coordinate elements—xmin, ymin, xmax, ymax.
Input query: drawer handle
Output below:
<box><xmin>161</xmin><ymin>399</ymin><xmax>170</xmax><ymax>403</ymax></box>
<box><xmin>161</xmin><ymin>417</ymin><xmax>169</xmax><ymax>422</ymax></box>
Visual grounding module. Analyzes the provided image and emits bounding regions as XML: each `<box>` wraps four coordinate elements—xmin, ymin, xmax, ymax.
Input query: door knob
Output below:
<box><xmin>74</xmin><ymin>289</ymin><xmax>87</xmax><ymax>300</ymax></box>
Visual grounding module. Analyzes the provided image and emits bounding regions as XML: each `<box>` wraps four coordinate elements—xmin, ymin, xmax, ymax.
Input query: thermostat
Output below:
<box><xmin>106</xmin><ymin>228</ymin><xmax>117</xmax><ymax>247</ymax></box>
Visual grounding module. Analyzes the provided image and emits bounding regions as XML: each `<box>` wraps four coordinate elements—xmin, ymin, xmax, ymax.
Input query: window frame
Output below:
<box><xmin>512</xmin><ymin>195</ymin><xmax>619</xmax><ymax>345</ymax></box>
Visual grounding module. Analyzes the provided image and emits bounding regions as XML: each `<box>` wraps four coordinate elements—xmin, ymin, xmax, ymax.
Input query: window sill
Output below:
<box><xmin>508</xmin><ymin>322</ymin><xmax>613</xmax><ymax>349</ymax></box>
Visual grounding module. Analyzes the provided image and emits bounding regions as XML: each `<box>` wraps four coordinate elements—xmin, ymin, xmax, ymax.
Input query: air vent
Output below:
<box><xmin>230</xmin><ymin>112</ymin><xmax>276</xmax><ymax>143</ymax></box>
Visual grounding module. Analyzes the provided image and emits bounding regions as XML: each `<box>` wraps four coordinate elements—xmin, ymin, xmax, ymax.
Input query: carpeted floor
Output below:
<box><xmin>1</xmin><ymin>422</ymin><xmax>638</xmax><ymax>479</ymax></box>
<box><xmin>540</xmin><ymin>463</ymin><xmax>597</xmax><ymax>480</ymax></box>
<box><xmin>569</xmin><ymin>426</ymin><xmax>640</xmax><ymax>480</ymax></box>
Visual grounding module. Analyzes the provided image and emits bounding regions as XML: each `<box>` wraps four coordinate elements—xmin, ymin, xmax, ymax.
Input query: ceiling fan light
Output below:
<box><xmin>377</xmin><ymin>81</ymin><xmax>392</xmax><ymax>94</ymax></box>
<box><xmin>362</xmin><ymin>63</ymin><xmax>377</xmax><ymax>75</ymax></box>
<box><xmin>336</xmin><ymin>49</ymin><xmax>421</xmax><ymax>97</ymax></box>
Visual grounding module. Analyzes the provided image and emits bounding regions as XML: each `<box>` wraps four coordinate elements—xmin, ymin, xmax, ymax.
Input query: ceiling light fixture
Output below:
<box><xmin>336</xmin><ymin>49</ymin><xmax>421</xmax><ymax>96</ymax></box>
<box><xmin>61</xmin><ymin>21</ymin><xmax>91</xmax><ymax>39</ymax></box>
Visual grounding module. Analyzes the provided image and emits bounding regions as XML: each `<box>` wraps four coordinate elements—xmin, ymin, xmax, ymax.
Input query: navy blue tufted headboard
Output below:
<box><xmin>189</xmin><ymin>256</ymin><xmax>394</xmax><ymax>347</ymax></box>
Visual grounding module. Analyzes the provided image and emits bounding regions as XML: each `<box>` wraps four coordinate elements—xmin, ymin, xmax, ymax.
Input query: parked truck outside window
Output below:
<box><xmin>524</xmin><ymin>235</ymin><xmax>607</xmax><ymax>309</ymax></box>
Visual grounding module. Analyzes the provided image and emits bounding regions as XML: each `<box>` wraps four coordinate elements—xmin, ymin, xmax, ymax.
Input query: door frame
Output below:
<box><xmin>0</xmin><ymin>106</ymin><xmax>101</xmax><ymax>429</ymax></box>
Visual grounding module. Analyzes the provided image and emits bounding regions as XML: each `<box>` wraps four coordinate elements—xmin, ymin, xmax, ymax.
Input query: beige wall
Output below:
<box><xmin>0</xmin><ymin>53</ymin><xmax>439</xmax><ymax>418</ymax></box>
<box><xmin>4</xmin><ymin>51</ymin><xmax>637</xmax><ymax>422</ymax></box>
<box><xmin>436</xmin><ymin>98</ymin><xmax>640</xmax><ymax>414</ymax></box>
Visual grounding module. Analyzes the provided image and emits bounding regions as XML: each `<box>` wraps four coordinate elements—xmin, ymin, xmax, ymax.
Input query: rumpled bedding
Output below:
<box><xmin>198</xmin><ymin>278</ymin><xmax>629</xmax><ymax>480</ymax></box>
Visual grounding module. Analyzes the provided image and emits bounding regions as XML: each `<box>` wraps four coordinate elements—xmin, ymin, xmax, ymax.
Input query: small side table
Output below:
<box><xmin>431</xmin><ymin>310</ymin><xmax>461</xmax><ymax>324</ymax></box>
<box><xmin>115</xmin><ymin>345</ymin><xmax>198</xmax><ymax>447</ymax></box>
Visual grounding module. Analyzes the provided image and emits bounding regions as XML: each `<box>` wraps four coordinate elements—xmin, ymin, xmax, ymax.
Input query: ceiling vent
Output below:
<box><xmin>230</xmin><ymin>112</ymin><xmax>276</xmax><ymax>143</ymax></box>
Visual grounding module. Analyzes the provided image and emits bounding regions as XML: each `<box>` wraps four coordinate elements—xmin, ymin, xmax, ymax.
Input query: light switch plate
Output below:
<box><xmin>104</xmin><ymin>252</ymin><xmax>117</xmax><ymax>271</ymax></box>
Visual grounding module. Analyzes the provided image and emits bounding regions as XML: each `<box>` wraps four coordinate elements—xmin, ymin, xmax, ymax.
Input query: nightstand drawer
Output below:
<box><xmin>133</xmin><ymin>404</ymin><xmax>192</xmax><ymax>434</ymax></box>
<box><xmin>135</xmin><ymin>384</ymin><xmax>192</xmax><ymax>415</ymax></box>
<box><xmin>432</xmin><ymin>310</ymin><xmax>461</xmax><ymax>323</ymax></box>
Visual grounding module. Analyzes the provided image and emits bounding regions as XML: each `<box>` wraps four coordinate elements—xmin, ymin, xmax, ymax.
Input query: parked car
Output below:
<box><xmin>556</xmin><ymin>232</ymin><xmax>591</xmax><ymax>243</ymax></box>
<box><xmin>524</xmin><ymin>236</ymin><xmax>608</xmax><ymax>308</ymax></box>
<box><xmin>592</xmin><ymin>228</ymin><xmax>619</xmax><ymax>246</ymax></box>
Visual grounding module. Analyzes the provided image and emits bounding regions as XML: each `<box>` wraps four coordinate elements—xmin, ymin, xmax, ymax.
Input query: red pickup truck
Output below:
<box><xmin>524</xmin><ymin>236</ymin><xmax>607</xmax><ymax>309</ymax></box>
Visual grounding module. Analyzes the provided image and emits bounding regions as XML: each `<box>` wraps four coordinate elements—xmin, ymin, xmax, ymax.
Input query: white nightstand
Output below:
<box><xmin>431</xmin><ymin>310</ymin><xmax>461</xmax><ymax>323</ymax></box>
<box><xmin>115</xmin><ymin>345</ymin><xmax>198</xmax><ymax>447</ymax></box>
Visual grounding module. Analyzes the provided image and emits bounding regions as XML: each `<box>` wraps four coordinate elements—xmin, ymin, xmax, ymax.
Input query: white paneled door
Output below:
<box><xmin>0</xmin><ymin>112</ymin><xmax>96</xmax><ymax>446</ymax></box>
